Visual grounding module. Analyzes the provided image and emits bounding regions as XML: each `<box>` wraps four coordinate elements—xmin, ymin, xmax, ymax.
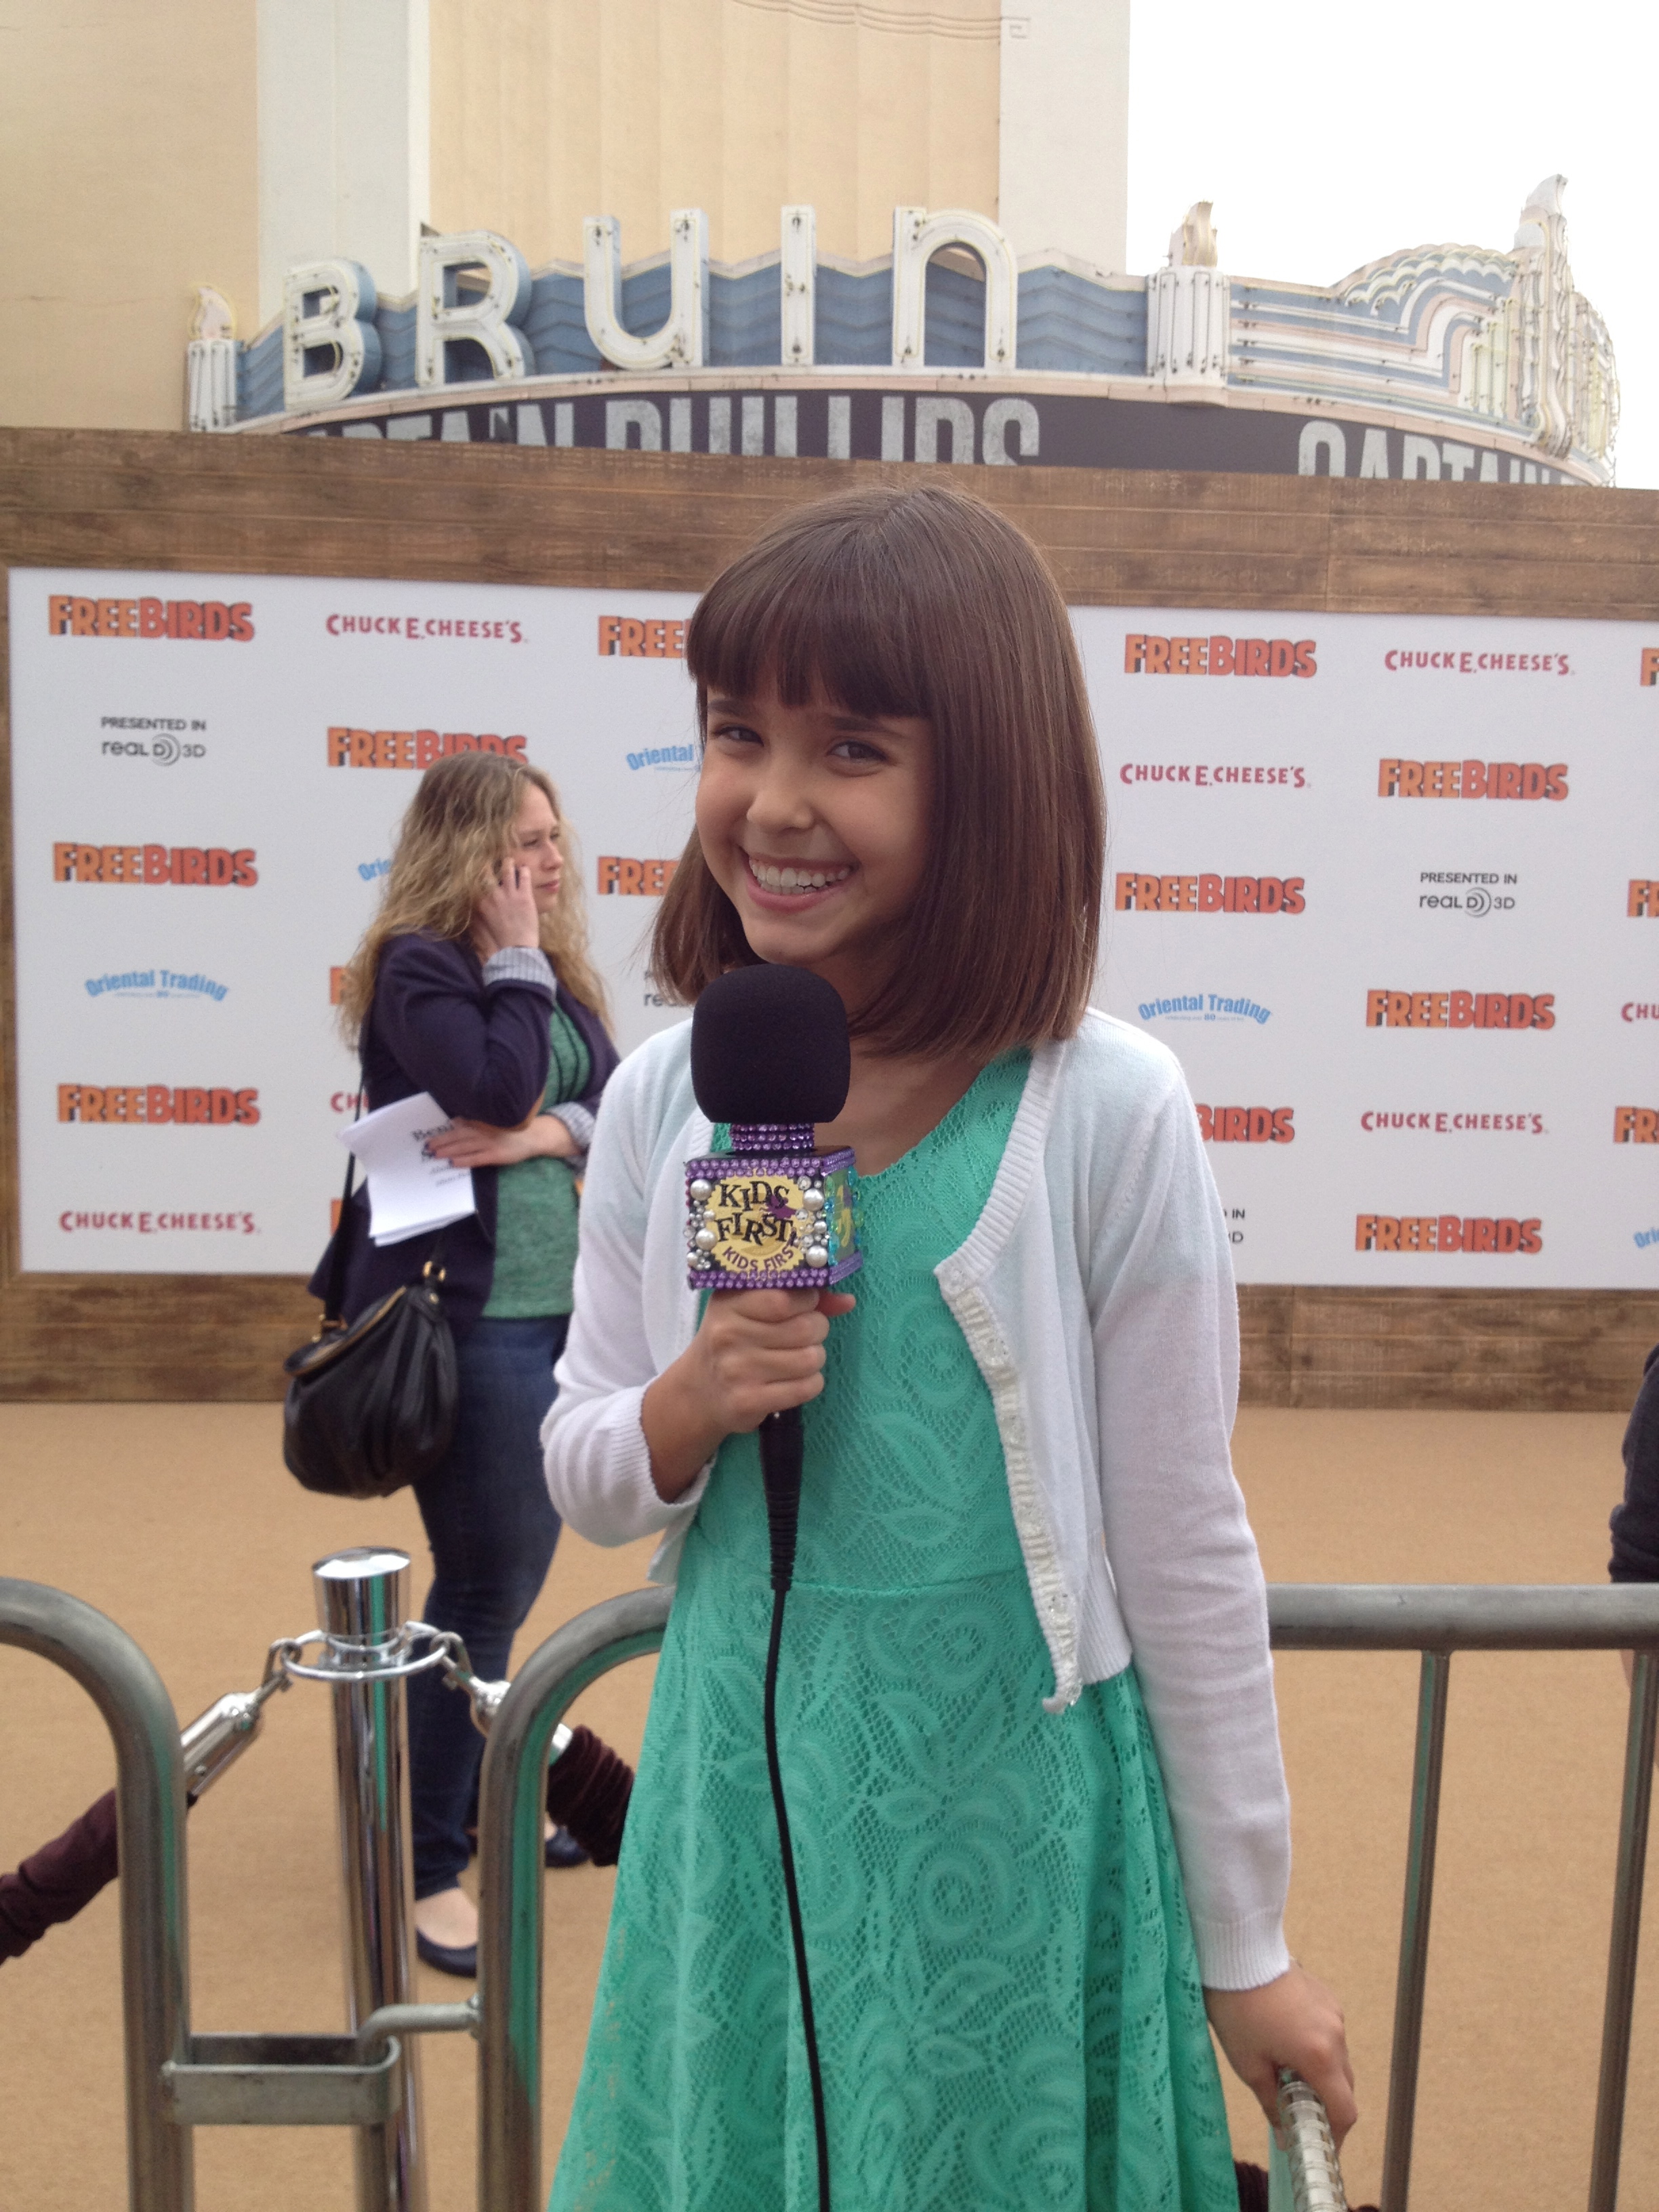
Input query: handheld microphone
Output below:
<box><xmin>687</xmin><ymin>963</ymin><xmax>857</xmax><ymax>2212</ymax></box>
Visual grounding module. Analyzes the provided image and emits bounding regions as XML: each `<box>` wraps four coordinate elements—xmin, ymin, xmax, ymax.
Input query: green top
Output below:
<box><xmin>481</xmin><ymin>1002</ymin><xmax>591</xmax><ymax>1319</ymax></box>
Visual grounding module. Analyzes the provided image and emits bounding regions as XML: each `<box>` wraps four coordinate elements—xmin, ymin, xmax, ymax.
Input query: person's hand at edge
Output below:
<box><xmin>1205</xmin><ymin>1961</ymin><xmax>1357</xmax><ymax>2148</ymax></box>
<box><xmin>428</xmin><ymin>1113</ymin><xmax>580</xmax><ymax>1169</ymax></box>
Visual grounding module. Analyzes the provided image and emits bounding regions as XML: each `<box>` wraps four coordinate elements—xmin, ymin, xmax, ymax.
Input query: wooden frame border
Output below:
<box><xmin>4</xmin><ymin>428</ymin><xmax>1658</xmax><ymax>1405</ymax></box>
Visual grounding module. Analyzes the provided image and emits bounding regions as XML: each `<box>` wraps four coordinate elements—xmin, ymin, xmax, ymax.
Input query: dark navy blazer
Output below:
<box><xmin>308</xmin><ymin>932</ymin><xmax>619</xmax><ymax>1338</ymax></box>
<box><xmin>1610</xmin><ymin>1344</ymin><xmax>1659</xmax><ymax>1582</ymax></box>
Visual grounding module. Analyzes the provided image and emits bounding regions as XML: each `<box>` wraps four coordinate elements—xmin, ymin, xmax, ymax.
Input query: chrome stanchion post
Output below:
<box><xmin>314</xmin><ymin>1549</ymin><xmax>428</xmax><ymax>2212</ymax></box>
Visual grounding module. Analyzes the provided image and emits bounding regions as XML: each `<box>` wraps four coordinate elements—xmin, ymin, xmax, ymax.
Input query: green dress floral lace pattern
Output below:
<box><xmin>551</xmin><ymin>1052</ymin><xmax>1237</xmax><ymax>2212</ymax></box>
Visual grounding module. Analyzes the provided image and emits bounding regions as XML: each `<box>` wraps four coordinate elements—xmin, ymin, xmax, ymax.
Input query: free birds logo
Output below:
<box><xmin>1195</xmin><ymin>1106</ymin><xmax>1294</xmax><ymax>1143</ymax></box>
<box><xmin>1614</xmin><ymin>1109</ymin><xmax>1659</xmax><ymax>1143</ymax></box>
<box><xmin>1355</xmin><ymin>1213</ymin><xmax>1542</xmax><ymax>1254</ymax></box>
<box><xmin>54</xmin><ymin>844</ymin><xmax>257</xmax><ymax>886</ymax></box>
<box><xmin>57</xmin><ymin>1085</ymin><xmax>260</xmax><ymax>1125</ymax></box>
<box><xmin>1630</xmin><ymin>883</ymin><xmax>1659</xmax><ymax>918</ymax></box>
<box><xmin>598</xmin><ymin>857</ymin><xmax>679</xmax><ymax>895</ymax></box>
<box><xmin>48</xmin><ymin>594</ymin><xmax>253</xmax><ymax>641</ymax></box>
<box><xmin>1365</xmin><ymin>991</ymin><xmax>1555</xmax><ymax>1029</ymax></box>
<box><xmin>1114</xmin><ymin>874</ymin><xmax>1305</xmax><ymax>914</ymax></box>
<box><xmin>1122</xmin><ymin>634</ymin><xmax>1315</xmax><ymax>678</ymax></box>
<box><xmin>1378</xmin><ymin>760</ymin><xmax>1568</xmax><ymax>800</ymax></box>
<box><xmin>327</xmin><ymin>728</ymin><xmax>527</xmax><ymax>768</ymax></box>
<box><xmin>597</xmin><ymin>615</ymin><xmax>688</xmax><ymax>659</ymax></box>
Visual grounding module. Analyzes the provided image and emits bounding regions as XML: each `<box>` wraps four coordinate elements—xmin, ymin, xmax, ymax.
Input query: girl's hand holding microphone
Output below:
<box><xmin>644</xmin><ymin>1288</ymin><xmax>857</xmax><ymax>1502</ymax></box>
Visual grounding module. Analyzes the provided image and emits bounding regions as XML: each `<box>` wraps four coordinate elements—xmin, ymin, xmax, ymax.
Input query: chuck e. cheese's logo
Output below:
<box><xmin>47</xmin><ymin>594</ymin><xmax>254</xmax><ymax>642</ymax></box>
<box><xmin>1378</xmin><ymin>760</ymin><xmax>1568</xmax><ymax>800</ymax></box>
<box><xmin>54</xmin><ymin>843</ymin><xmax>257</xmax><ymax>886</ymax></box>
<box><xmin>58</xmin><ymin>1084</ymin><xmax>260</xmax><ymax>1125</ymax></box>
<box><xmin>1365</xmin><ymin>989</ymin><xmax>1555</xmax><ymax>1029</ymax></box>
<box><xmin>1356</xmin><ymin>1213</ymin><xmax>1542</xmax><ymax>1254</ymax></box>
<box><xmin>1196</xmin><ymin>1105</ymin><xmax>1295</xmax><ymax>1144</ymax></box>
<box><xmin>1115</xmin><ymin>874</ymin><xmax>1305</xmax><ymax>914</ymax></box>
<box><xmin>1124</xmin><ymin>634</ymin><xmax>1315</xmax><ymax>678</ymax></box>
<box><xmin>327</xmin><ymin>727</ymin><xmax>527</xmax><ymax>768</ymax></box>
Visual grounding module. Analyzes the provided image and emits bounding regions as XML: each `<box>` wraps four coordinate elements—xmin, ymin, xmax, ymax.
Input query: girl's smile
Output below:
<box><xmin>697</xmin><ymin>684</ymin><xmax>933</xmax><ymax>1003</ymax></box>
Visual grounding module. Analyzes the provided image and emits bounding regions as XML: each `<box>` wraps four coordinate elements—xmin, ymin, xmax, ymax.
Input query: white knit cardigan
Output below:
<box><xmin>542</xmin><ymin>1008</ymin><xmax>1292</xmax><ymax>1990</ymax></box>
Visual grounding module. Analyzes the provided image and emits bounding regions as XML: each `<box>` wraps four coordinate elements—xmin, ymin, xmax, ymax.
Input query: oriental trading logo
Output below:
<box><xmin>84</xmin><ymin>969</ymin><xmax>228</xmax><ymax>1003</ymax></box>
<box><xmin>1355</xmin><ymin>1213</ymin><xmax>1542</xmax><ymax>1254</ymax></box>
<box><xmin>628</xmin><ymin>744</ymin><xmax>696</xmax><ymax>772</ymax></box>
<box><xmin>1123</xmin><ymin>634</ymin><xmax>1316</xmax><ymax>678</ymax></box>
<box><xmin>1364</xmin><ymin>990</ymin><xmax>1555</xmax><ymax>1030</ymax></box>
<box><xmin>1196</xmin><ymin>1106</ymin><xmax>1294</xmax><ymax>1144</ymax></box>
<box><xmin>1139</xmin><ymin>993</ymin><xmax>1271</xmax><ymax>1026</ymax></box>
<box><xmin>1378</xmin><ymin>760</ymin><xmax>1568</xmax><ymax>801</ymax></box>
<box><xmin>1114</xmin><ymin>874</ymin><xmax>1305</xmax><ymax>914</ymax></box>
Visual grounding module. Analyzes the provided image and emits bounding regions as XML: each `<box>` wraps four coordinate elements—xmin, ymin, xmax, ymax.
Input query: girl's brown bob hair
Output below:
<box><xmin>651</xmin><ymin>482</ymin><xmax>1105</xmax><ymax>1059</ymax></box>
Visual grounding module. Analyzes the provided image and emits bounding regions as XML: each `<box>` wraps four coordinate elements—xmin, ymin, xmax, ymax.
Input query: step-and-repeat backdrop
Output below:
<box><xmin>9</xmin><ymin>568</ymin><xmax>1658</xmax><ymax>1284</ymax></box>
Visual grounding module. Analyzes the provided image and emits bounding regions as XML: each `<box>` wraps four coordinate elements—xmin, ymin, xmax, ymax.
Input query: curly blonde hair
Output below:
<box><xmin>338</xmin><ymin>752</ymin><xmax>609</xmax><ymax>1043</ymax></box>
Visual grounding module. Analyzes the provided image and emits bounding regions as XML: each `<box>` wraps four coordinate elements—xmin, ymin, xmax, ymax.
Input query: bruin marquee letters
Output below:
<box><xmin>325</xmin><ymin>727</ymin><xmax>527</xmax><ymax>767</ymax></box>
<box><xmin>1123</xmin><ymin>635</ymin><xmax>1316</xmax><ymax>678</ymax></box>
<box><xmin>1114</xmin><ymin>875</ymin><xmax>1306</xmax><ymax>914</ymax></box>
<box><xmin>1355</xmin><ymin>1214</ymin><xmax>1543</xmax><ymax>1252</ymax></box>
<box><xmin>1614</xmin><ymin>1108</ymin><xmax>1659</xmax><ymax>1143</ymax></box>
<box><xmin>1377</xmin><ymin>760</ymin><xmax>1568</xmax><ymax>800</ymax></box>
<box><xmin>1195</xmin><ymin>1106</ymin><xmax>1295</xmax><ymax>1143</ymax></box>
<box><xmin>1365</xmin><ymin>990</ymin><xmax>1555</xmax><ymax>1029</ymax></box>
<box><xmin>47</xmin><ymin>596</ymin><xmax>254</xmax><ymax>642</ymax></box>
<box><xmin>598</xmin><ymin>615</ymin><xmax>688</xmax><ymax>659</ymax></box>
<box><xmin>597</xmin><ymin>857</ymin><xmax>678</xmax><ymax>895</ymax></box>
<box><xmin>56</xmin><ymin>1086</ymin><xmax>260</xmax><ymax>1124</ymax></box>
<box><xmin>53</xmin><ymin>844</ymin><xmax>258</xmax><ymax>886</ymax></box>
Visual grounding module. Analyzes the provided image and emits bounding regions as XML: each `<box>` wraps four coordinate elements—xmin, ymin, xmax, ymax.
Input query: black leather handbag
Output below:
<box><xmin>282</xmin><ymin>1127</ymin><xmax>459</xmax><ymax>1500</ymax></box>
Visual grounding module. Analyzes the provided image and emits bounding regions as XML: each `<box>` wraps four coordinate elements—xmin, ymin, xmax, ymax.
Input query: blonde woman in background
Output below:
<box><xmin>316</xmin><ymin>752</ymin><xmax>617</xmax><ymax>1974</ymax></box>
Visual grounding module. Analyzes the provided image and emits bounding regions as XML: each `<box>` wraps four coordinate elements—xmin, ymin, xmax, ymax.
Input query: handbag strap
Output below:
<box><xmin>321</xmin><ymin>1078</ymin><xmax>365</xmax><ymax>1330</ymax></box>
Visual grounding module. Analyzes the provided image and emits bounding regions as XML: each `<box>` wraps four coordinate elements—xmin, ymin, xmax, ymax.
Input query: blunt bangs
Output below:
<box><xmin>657</xmin><ymin>483</ymin><xmax>1105</xmax><ymax>1060</ymax></box>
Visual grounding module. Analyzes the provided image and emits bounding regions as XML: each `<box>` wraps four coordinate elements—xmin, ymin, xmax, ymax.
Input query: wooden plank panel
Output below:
<box><xmin>5</xmin><ymin>428</ymin><xmax>1659</xmax><ymax>1404</ymax></box>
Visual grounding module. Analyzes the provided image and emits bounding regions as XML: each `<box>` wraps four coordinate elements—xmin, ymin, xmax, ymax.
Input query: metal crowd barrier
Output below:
<box><xmin>5</xmin><ymin>1572</ymin><xmax>1659</xmax><ymax>2209</ymax></box>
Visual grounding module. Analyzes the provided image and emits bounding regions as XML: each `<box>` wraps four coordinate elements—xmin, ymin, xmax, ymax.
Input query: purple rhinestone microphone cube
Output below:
<box><xmin>685</xmin><ymin>1120</ymin><xmax>861</xmax><ymax>1292</ymax></box>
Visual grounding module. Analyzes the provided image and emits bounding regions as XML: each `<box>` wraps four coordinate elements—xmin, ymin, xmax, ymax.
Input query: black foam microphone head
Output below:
<box><xmin>690</xmin><ymin>965</ymin><xmax>852</xmax><ymax>1126</ymax></box>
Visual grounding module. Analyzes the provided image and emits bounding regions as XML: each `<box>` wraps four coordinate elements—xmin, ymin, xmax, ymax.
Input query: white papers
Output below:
<box><xmin>340</xmin><ymin>1091</ymin><xmax>477</xmax><ymax>1248</ymax></box>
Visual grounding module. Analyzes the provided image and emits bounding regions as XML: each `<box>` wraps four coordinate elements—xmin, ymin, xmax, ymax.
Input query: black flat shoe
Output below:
<box><xmin>546</xmin><ymin>1824</ymin><xmax>590</xmax><ymax>1870</ymax></box>
<box><xmin>415</xmin><ymin>1928</ymin><xmax>478</xmax><ymax>1978</ymax></box>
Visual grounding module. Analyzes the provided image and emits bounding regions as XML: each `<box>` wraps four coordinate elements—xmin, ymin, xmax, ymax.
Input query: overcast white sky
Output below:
<box><xmin>1126</xmin><ymin>0</ymin><xmax>1656</xmax><ymax>487</ymax></box>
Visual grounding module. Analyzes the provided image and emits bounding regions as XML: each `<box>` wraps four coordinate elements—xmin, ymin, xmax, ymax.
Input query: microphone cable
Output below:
<box><xmin>759</xmin><ymin>1401</ymin><xmax>832</xmax><ymax>2212</ymax></box>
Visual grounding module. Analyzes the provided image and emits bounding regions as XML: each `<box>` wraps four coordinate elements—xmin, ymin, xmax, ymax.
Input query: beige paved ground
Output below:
<box><xmin>0</xmin><ymin>1401</ymin><xmax>1648</xmax><ymax>2209</ymax></box>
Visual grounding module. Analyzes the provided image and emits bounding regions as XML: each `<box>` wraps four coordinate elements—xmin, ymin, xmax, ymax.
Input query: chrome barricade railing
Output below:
<box><xmin>9</xmin><ymin>1573</ymin><xmax>1658</xmax><ymax>2210</ymax></box>
<box><xmin>1270</xmin><ymin>1584</ymin><xmax>1659</xmax><ymax>2212</ymax></box>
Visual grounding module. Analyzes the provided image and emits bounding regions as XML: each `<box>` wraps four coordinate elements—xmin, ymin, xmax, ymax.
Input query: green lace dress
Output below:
<box><xmin>550</xmin><ymin>1052</ymin><xmax>1237</xmax><ymax>2212</ymax></box>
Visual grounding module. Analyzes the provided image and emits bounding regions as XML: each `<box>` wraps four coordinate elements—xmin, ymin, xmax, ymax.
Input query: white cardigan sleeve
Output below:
<box><xmin>541</xmin><ymin>1037</ymin><xmax>710</xmax><ymax>1550</ymax></box>
<box><xmin>1086</xmin><ymin>1065</ymin><xmax>1292</xmax><ymax>1990</ymax></box>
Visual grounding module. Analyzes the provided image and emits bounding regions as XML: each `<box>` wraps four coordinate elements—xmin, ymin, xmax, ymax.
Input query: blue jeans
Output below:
<box><xmin>407</xmin><ymin>1313</ymin><xmax>568</xmax><ymax>1899</ymax></box>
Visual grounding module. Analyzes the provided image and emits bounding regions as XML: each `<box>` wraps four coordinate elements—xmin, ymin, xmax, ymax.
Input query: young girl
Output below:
<box><xmin>544</xmin><ymin>485</ymin><xmax>1354</xmax><ymax>2209</ymax></box>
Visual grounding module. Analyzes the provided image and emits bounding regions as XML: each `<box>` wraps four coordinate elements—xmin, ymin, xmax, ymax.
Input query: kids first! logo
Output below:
<box><xmin>48</xmin><ymin>594</ymin><xmax>253</xmax><ymax>641</ymax></box>
<box><xmin>1124</xmin><ymin>634</ymin><xmax>1316</xmax><ymax>678</ymax></box>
